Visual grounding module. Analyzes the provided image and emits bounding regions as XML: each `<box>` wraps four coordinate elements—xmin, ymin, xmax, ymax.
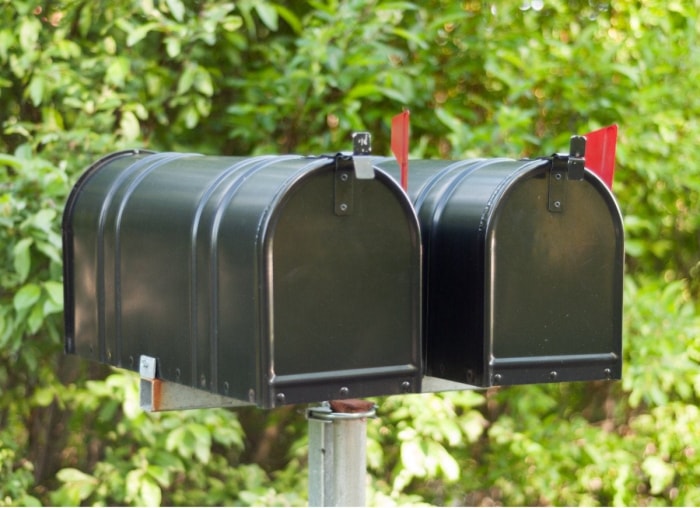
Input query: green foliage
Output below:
<box><xmin>48</xmin><ymin>371</ymin><xmax>306</xmax><ymax>506</ymax></box>
<box><xmin>368</xmin><ymin>391</ymin><xmax>488</xmax><ymax>504</ymax></box>
<box><xmin>623</xmin><ymin>277</ymin><xmax>700</xmax><ymax>408</ymax></box>
<box><xmin>0</xmin><ymin>147</ymin><xmax>67</xmax><ymax>504</ymax></box>
<box><xmin>1</xmin><ymin>0</ymin><xmax>700</xmax><ymax>505</ymax></box>
<box><xmin>0</xmin><ymin>440</ymin><xmax>39</xmax><ymax>507</ymax></box>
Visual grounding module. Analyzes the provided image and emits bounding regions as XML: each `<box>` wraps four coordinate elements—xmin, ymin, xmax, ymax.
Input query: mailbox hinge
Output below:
<box><xmin>334</xmin><ymin>154</ymin><xmax>355</xmax><ymax>216</ymax></box>
<box><xmin>547</xmin><ymin>135</ymin><xmax>586</xmax><ymax>213</ymax></box>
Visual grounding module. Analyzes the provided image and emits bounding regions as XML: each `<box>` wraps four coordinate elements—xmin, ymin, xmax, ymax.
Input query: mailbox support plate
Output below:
<box><xmin>139</xmin><ymin>356</ymin><xmax>251</xmax><ymax>412</ymax></box>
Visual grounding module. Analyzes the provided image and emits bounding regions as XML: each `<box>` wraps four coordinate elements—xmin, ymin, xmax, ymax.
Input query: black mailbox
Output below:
<box><xmin>63</xmin><ymin>150</ymin><xmax>422</xmax><ymax>408</ymax></box>
<box><xmin>376</xmin><ymin>148</ymin><xmax>623</xmax><ymax>388</ymax></box>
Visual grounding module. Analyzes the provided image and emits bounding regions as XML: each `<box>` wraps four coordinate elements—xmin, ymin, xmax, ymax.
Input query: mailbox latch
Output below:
<box><xmin>334</xmin><ymin>132</ymin><xmax>376</xmax><ymax>216</ymax></box>
<box><xmin>351</xmin><ymin>132</ymin><xmax>375</xmax><ymax>180</ymax></box>
<box><xmin>547</xmin><ymin>135</ymin><xmax>586</xmax><ymax>213</ymax></box>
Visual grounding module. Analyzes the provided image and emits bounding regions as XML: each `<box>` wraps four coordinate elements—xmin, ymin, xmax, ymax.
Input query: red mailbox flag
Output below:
<box><xmin>391</xmin><ymin>110</ymin><xmax>410</xmax><ymax>191</ymax></box>
<box><xmin>584</xmin><ymin>124</ymin><xmax>618</xmax><ymax>190</ymax></box>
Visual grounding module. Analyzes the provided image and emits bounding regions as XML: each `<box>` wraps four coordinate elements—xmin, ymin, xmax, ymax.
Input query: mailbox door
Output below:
<box><xmin>485</xmin><ymin>165</ymin><xmax>623</xmax><ymax>385</ymax></box>
<box><xmin>263</xmin><ymin>165</ymin><xmax>422</xmax><ymax>406</ymax></box>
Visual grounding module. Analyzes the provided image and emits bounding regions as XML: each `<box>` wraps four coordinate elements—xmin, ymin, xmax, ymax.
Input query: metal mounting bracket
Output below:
<box><xmin>138</xmin><ymin>355</ymin><xmax>251</xmax><ymax>412</ymax></box>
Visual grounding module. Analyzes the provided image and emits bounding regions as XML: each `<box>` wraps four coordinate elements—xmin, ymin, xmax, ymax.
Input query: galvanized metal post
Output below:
<box><xmin>307</xmin><ymin>401</ymin><xmax>376</xmax><ymax>507</ymax></box>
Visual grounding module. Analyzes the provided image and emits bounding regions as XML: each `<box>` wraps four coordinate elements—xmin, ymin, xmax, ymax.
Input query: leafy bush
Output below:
<box><xmin>1</xmin><ymin>0</ymin><xmax>699</xmax><ymax>506</ymax></box>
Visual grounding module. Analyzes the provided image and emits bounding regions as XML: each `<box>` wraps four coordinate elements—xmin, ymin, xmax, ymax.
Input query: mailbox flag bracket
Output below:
<box><xmin>567</xmin><ymin>135</ymin><xmax>586</xmax><ymax>180</ymax></box>
<box><xmin>547</xmin><ymin>135</ymin><xmax>587</xmax><ymax>213</ymax></box>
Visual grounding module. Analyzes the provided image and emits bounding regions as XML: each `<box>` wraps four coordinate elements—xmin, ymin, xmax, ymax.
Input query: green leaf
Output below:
<box><xmin>165</xmin><ymin>0</ymin><xmax>186</xmax><ymax>22</ymax></box>
<box><xmin>254</xmin><ymin>3</ymin><xmax>278</xmax><ymax>31</ymax></box>
<box><xmin>177</xmin><ymin>64</ymin><xmax>197</xmax><ymax>95</ymax></box>
<box><xmin>35</xmin><ymin>240</ymin><xmax>62</xmax><ymax>265</ymax></box>
<box><xmin>642</xmin><ymin>456</ymin><xmax>675</xmax><ymax>494</ymax></box>
<box><xmin>14</xmin><ymin>283</ymin><xmax>41</xmax><ymax>311</ymax></box>
<box><xmin>24</xmin><ymin>209</ymin><xmax>56</xmax><ymax>233</ymax></box>
<box><xmin>146</xmin><ymin>465</ymin><xmax>171</xmax><ymax>487</ymax></box>
<box><xmin>43</xmin><ymin>295</ymin><xmax>63</xmax><ymax>316</ymax></box>
<box><xmin>0</xmin><ymin>312</ymin><xmax>7</xmax><ymax>348</ymax></box>
<box><xmin>120</xmin><ymin>111</ymin><xmax>141</xmax><ymax>141</ymax></box>
<box><xmin>181</xmin><ymin>104</ymin><xmax>199</xmax><ymax>129</ymax></box>
<box><xmin>78</xmin><ymin>4</ymin><xmax>93</xmax><ymax>37</ymax></box>
<box><xmin>56</xmin><ymin>467</ymin><xmax>95</xmax><ymax>483</ymax></box>
<box><xmin>55</xmin><ymin>468</ymin><xmax>98</xmax><ymax>504</ymax></box>
<box><xmin>400</xmin><ymin>439</ymin><xmax>427</xmax><ymax>476</ymax></box>
<box><xmin>125</xmin><ymin>470</ymin><xmax>143</xmax><ymax>503</ymax></box>
<box><xmin>0</xmin><ymin>153</ymin><xmax>22</xmax><ymax>169</ymax></box>
<box><xmin>33</xmin><ymin>386</ymin><xmax>56</xmax><ymax>406</ymax></box>
<box><xmin>27</xmin><ymin>74</ymin><xmax>44</xmax><ymax>106</ymax></box>
<box><xmin>44</xmin><ymin>281</ymin><xmax>63</xmax><ymax>306</ymax></box>
<box><xmin>126</xmin><ymin>22</ymin><xmax>160</xmax><ymax>47</ymax></box>
<box><xmin>223</xmin><ymin>15</ymin><xmax>244</xmax><ymax>32</ymax></box>
<box><xmin>105</xmin><ymin>57</ymin><xmax>130</xmax><ymax>88</ymax></box>
<box><xmin>274</xmin><ymin>5</ymin><xmax>302</xmax><ymax>34</ymax></box>
<box><xmin>435</xmin><ymin>444</ymin><xmax>459</xmax><ymax>481</ymax></box>
<box><xmin>19</xmin><ymin>17</ymin><xmax>40</xmax><ymax>52</ymax></box>
<box><xmin>165</xmin><ymin>426</ymin><xmax>187</xmax><ymax>454</ymax></box>
<box><xmin>140</xmin><ymin>476</ymin><xmax>162</xmax><ymax>506</ymax></box>
<box><xmin>194</xmin><ymin>68</ymin><xmax>214</xmax><ymax>97</ymax></box>
<box><xmin>346</xmin><ymin>83</ymin><xmax>381</xmax><ymax>100</ymax></box>
<box><xmin>165</xmin><ymin>36</ymin><xmax>181</xmax><ymax>58</ymax></box>
<box><xmin>391</xmin><ymin>27</ymin><xmax>428</xmax><ymax>49</ymax></box>
<box><xmin>27</xmin><ymin>303</ymin><xmax>44</xmax><ymax>333</ymax></box>
<box><xmin>189</xmin><ymin>423</ymin><xmax>212</xmax><ymax>464</ymax></box>
<box><xmin>0</xmin><ymin>29</ymin><xmax>13</xmax><ymax>61</ymax></box>
<box><xmin>13</xmin><ymin>238</ymin><xmax>33</xmax><ymax>282</ymax></box>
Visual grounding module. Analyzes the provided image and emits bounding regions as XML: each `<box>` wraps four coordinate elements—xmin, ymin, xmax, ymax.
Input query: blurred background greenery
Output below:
<box><xmin>1</xmin><ymin>0</ymin><xmax>699</xmax><ymax>505</ymax></box>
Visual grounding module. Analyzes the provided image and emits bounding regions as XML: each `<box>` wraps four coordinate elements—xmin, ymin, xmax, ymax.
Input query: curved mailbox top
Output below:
<box><xmin>63</xmin><ymin>151</ymin><xmax>422</xmax><ymax>408</ymax></box>
<box><xmin>376</xmin><ymin>157</ymin><xmax>624</xmax><ymax>388</ymax></box>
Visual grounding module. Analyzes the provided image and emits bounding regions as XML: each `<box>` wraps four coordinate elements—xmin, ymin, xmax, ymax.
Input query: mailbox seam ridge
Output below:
<box><xmin>206</xmin><ymin>155</ymin><xmax>303</xmax><ymax>400</ymax></box>
<box><xmin>95</xmin><ymin>152</ymin><xmax>177</xmax><ymax>364</ymax></box>
<box><xmin>189</xmin><ymin>155</ymin><xmax>283</xmax><ymax>391</ymax></box>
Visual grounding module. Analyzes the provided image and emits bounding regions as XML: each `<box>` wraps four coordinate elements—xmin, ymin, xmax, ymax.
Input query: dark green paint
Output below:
<box><xmin>63</xmin><ymin>151</ymin><xmax>422</xmax><ymax>408</ymax></box>
<box><xmin>377</xmin><ymin>157</ymin><xmax>624</xmax><ymax>387</ymax></box>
